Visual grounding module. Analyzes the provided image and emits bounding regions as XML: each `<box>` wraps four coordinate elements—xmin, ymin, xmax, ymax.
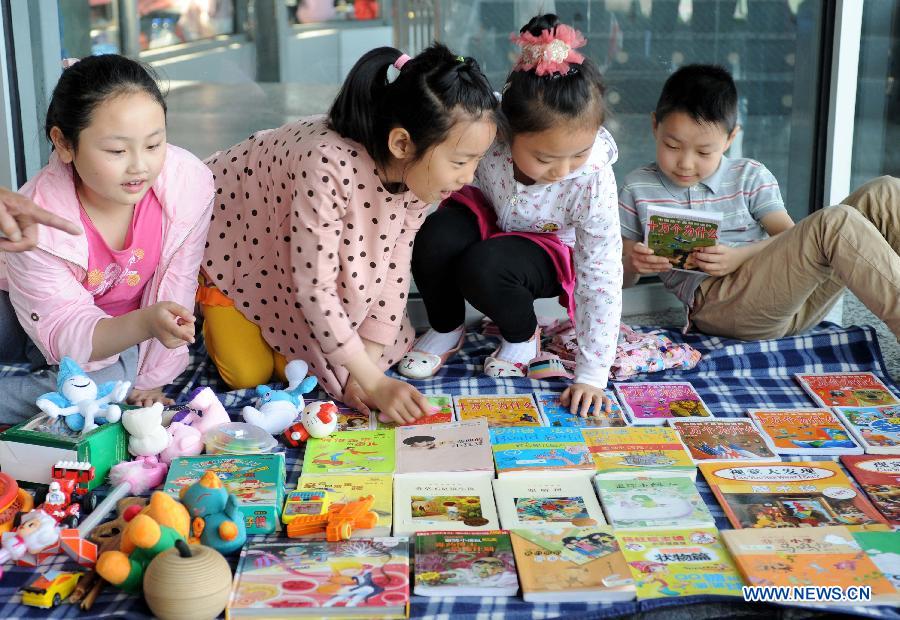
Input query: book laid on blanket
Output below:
<box><xmin>594</xmin><ymin>476</ymin><xmax>714</xmax><ymax>530</ymax></box>
<box><xmin>534</xmin><ymin>390</ymin><xmax>627</xmax><ymax>427</ymax></box>
<box><xmin>394</xmin><ymin>419</ymin><xmax>493</xmax><ymax>478</ymax></box>
<box><xmin>643</xmin><ymin>205</ymin><xmax>722</xmax><ymax>272</ymax></box>
<box><xmin>489</xmin><ymin>426</ymin><xmax>594</xmax><ymax>477</ymax></box>
<box><xmin>392</xmin><ymin>475</ymin><xmax>499</xmax><ymax>537</ymax></box>
<box><xmin>699</xmin><ymin>461</ymin><xmax>891</xmax><ymax>532</ymax></box>
<box><xmin>226</xmin><ymin>539</ymin><xmax>410</xmax><ymax>618</ymax></box>
<box><xmin>747</xmin><ymin>408</ymin><xmax>863</xmax><ymax>456</ymax></box>
<box><xmin>615</xmin><ymin>527</ymin><xmax>743</xmax><ymax>599</ymax></box>
<box><xmin>334</xmin><ymin>403</ymin><xmax>375</xmax><ymax>431</ymax></box>
<box><xmin>374</xmin><ymin>394</ymin><xmax>456</xmax><ymax>429</ymax></box>
<box><xmin>300</xmin><ymin>430</ymin><xmax>395</xmax><ymax>476</ymax></box>
<box><xmin>453</xmin><ymin>394</ymin><xmax>542</xmax><ymax>428</ymax></box>
<box><xmin>581</xmin><ymin>426</ymin><xmax>696</xmax><ymax>480</ymax></box>
<box><xmin>509</xmin><ymin>527</ymin><xmax>635</xmax><ymax>603</ymax></box>
<box><xmin>413</xmin><ymin>530</ymin><xmax>519</xmax><ymax>597</ymax></box>
<box><xmin>493</xmin><ymin>475</ymin><xmax>606</xmax><ymax>530</ymax></box>
<box><xmin>668</xmin><ymin>418</ymin><xmax>779</xmax><ymax>463</ymax></box>
<box><xmin>294</xmin><ymin>474</ymin><xmax>393</xmax><ymax>537</ymax></box>
<box><xmin>723</xmin><ymin>526</ymin><xmax>899</xmax><ymax>605</ymax></box>
<box><xmin>613</xmin><ymin>382</ymin><xmax>713</xmax><ymax>425</ymax></box>
<box><xmin>840</xmin><ymin>455</ymin><xmax>900</xmax><ymax>526</ymax></box>
<box><xmin>852</xmin><ymin>531</ymin><xmax>900</xmax><ymax>592</ymax></box>
<box><xmin>794</xmin><ymin>371</ymin><xmax>900</xmax><ymax>408</ymax></box>
<box><xmin>832</xmin><ymin>404</ymin><xmax>900</xmax><ymax>454</ymax></box>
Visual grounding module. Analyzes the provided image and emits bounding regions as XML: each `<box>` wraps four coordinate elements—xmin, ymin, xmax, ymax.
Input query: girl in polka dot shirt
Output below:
<box><xmin>201</xmin><ymin>44</ymin><xmax>499</xmax><ymax>424</ymax></box>
<box><xmin>399</xmin><ymin>14</ymin><xmax>623</xmax><ymax>418</ymax></box>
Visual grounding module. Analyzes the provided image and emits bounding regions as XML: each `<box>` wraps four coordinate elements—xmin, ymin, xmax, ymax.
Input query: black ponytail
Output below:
<box><xmin>328</xmin><ymin>43</ymin><xmax>499</xmax><ymax>168</ymax></box>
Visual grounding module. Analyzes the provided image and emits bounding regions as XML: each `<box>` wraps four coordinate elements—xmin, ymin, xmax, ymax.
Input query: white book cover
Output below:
<box><xmin>493</xmin><ymin>476</ymin><xmax>606</xmax><ymax>530</ymax></box>
<box><xmin>393</xmin><ymin>475</ymin><xmax>499</xmax><ymax>537</ymax></box>
<box><xmin>395</xmin><ymin>419</ymin><xmax>494</xmax><ymax>477</ymax></box>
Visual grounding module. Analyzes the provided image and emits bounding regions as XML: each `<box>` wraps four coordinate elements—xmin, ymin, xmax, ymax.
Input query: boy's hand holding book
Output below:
<box><xmin>691</xmin><ymin>244</ymin><xmax>745</xmax><ymax>277</ymax></box>
<box><xmin>630</xmin><ymin>242</ymin><xmax>673</xmax><ymax>274</ymax></box>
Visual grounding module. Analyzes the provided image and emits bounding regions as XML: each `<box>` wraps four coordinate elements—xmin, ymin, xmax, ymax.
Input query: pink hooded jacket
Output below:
<box><xmin>0</xmin><ymin>144</ymin><xmax>214</xmax><ymax>390</ymax></box>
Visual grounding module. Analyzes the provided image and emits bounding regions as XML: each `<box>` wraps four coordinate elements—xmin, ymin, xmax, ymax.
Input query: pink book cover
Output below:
<box><xmin>613</xmin><ymin>382</ymin><xmax>712</xmax><ymax>425</ymax></box>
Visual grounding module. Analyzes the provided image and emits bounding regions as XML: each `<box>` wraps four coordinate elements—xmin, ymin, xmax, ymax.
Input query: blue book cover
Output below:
<box><xmin>490</xmin><ymin>427</ymin><xmax>593</xmax><ymax>476</ymax></box>
<box><xmin>534</xmin><ymin>391</ymin><xmax>627</xmax><ymax>428</ymax></box>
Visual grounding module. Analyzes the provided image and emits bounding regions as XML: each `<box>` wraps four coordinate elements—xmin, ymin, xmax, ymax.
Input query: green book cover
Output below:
<box><xmin>644</xmin><ymin>207</ymin><xmax>721</xmax><ymax>272</ymax></box>
<box><xmin>852</xmin><ymin>531</ymin><xmax>900</xmax><ymax>591</ymax></box>
<box><xmin>301</xmin><ymin>429</ymin><xmax>396</xmax><ymax>475</ymax></box>
<box><xmin>595</xmin><ymin>476</ymin><xmax>714</xmax><ymax>529</ymax></box>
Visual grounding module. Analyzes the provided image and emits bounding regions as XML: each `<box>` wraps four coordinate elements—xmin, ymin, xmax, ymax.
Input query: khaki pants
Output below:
<box><xmin>691</xmin><ymin>176</ymin><xmax>900</xmax><ymax>341</ymax></box>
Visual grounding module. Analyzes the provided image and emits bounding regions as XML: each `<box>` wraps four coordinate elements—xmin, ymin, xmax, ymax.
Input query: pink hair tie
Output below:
<box><xmin>386</xmin><ymin>53</ymin><xmax>411</xmax><ymax>84</ymax></box>
<box><xmin>394</xmin><ymin>53</ymin><xmax>411</xmax><ymax>70</ymax></box>
<box><xmin>510</xmin><ymin>24</ymin><xmax>586</xmax><ymax>77</ymax></box>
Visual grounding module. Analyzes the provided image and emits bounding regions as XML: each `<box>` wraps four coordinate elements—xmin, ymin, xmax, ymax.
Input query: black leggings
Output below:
<box><xmin>411</xmin><ymin>201</ymin><xmax>562</xmax><ymax>343</ymax></box>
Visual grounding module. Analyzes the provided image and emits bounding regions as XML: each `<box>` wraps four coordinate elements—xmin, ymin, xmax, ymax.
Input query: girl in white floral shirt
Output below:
<box><xmin>398</xmin><ymin>14</ymin><xmax>623</xmax><ymax>417</ymax></box>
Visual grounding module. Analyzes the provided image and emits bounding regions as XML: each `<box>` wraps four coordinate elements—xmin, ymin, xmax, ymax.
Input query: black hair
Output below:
<box><xmin>402</xmin><ymin>436</ymin><xmax>436</xmax><ymax>445</ymax></box>
<box><xmin>501</xmin><ymin>14</ymin><xmax>606</xmax><ymax>136</ymax></box>
<box><xmin>45</xmin><ymin>54</ymin><xmax>167</xmax><ymax>150</ymax></box>
<box><xmin>328</xmin><ymin>43</ymin><xmax>498</xmax><ymax>168</ymax></box>
<box><xmin>655</xmin><ymin>64</ymin><xmax>738</xmax><ymax>133</ymax></box>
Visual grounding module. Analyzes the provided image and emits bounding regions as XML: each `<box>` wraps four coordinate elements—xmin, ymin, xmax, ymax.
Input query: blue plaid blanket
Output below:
<box><xmin>0</xmin><ymin>323</ymin><xmax>898</xmax><ymax>619</ymax></box>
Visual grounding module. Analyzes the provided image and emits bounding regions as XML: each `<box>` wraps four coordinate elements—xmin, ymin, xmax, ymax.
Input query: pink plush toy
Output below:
<box><xmin>160</xmin><ymin>422</ymin><xmax>203</xmax><ymax>465</ymax></box>
<box><xmin>180</xmin><ymin>387</ymin><xmax>230</xmax><ymax>434</ymax></box>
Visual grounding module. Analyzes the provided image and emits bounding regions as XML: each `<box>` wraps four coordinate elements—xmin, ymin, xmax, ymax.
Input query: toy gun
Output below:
<box><xmin>286</xmin><ymin>495</ymin><xmax>378</xmax><ymax>541</ymax></box>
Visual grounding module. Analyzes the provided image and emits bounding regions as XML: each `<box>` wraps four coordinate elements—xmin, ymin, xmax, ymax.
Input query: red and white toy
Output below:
<box><xmin>37</xmin><ymin>462</ymin><xmax>95</xmax><ymax>528</ymax></box>
<box><xmin>282</xmin><ymin>401</ymin><xmax>338</xmax><ymax>447</ymax></box>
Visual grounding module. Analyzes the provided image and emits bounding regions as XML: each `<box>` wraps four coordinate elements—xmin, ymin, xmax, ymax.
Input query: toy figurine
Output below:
<box><xmin>34</xmin><ymin>461</ymin><xmax>95</xmax><ymax>528</ymax></box>
<box><xmin>179</xmin><ymin>470</ymin><xmax>246</xmax><ymax>554</ymax></box>
<box><xmin>242</xmin><ymin>360</ymin><xmax>318</xmax><ymax>435</ymax></box>
<box><xmin>0</xmin><ymin>510</ymin><xmax>61</xmax><ymax>579</ymax></box>
<box><xmin>159</xmin><ymin>422</ymin><xmax>203</xmax><ymax>464</ymax></box>
<box><xmin>121</xmin><ymin>403</ymin><xmax>171</xmax><ymax>457</ymax></box>
<box><xmin>176</xmin><ymin>386</ymin><xmax>230</xmax><ymax>434</ymax></box>
<box><xmin>35</xmin><ymin>357</ymin><xmax>130</xmax><ymax>433</ymax></box>
<box><xmin>282</xmin><ymin>401</ymin><xmax>338</xmax><ymax>446</ymax></box>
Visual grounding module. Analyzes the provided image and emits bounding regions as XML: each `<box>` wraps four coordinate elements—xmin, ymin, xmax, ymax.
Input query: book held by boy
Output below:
<box><xmin>490</xmin><ymin>426</ymin><xmax>594</xmax><ymax>477</ymax></box>
<box><xmin>394</xmin><ymin>419</ymin><xmax>493</xmax><ymax>478</ymax></box>
<box><xmin>493</xmin><ymin>475</ymin><xmax>606</xmax><ymax>530</ymax></box>
<box><xmin>582</xmin><ymin>426</ymin><xmax>696</xmax><ymax>480</ymax></box>
<box><xmin>414</xmin><ymin>530</ymin><xmax>518</xmax><ymax>597</ymax></box>
<box><xmin>534</xmin><ymin>390</ymin><xmax>627</xmax><ymax>427</ymax></box>
<box><xmin>453</xmin><ymin>394</ymin><xmax>542</xmax><ymax>428</ymax></box>
<box><xmin>643</xmin><ymin>205</ymin><xmax>722</xmax><ymax>272</ymax></box>
<box><xmin>594</xmin><ymin>476</ymin><xmax>714</xmax><ymax>529</ymax></box>
<box><xmin>392</xmin><ymin>475</ymin><xmax>499</xmax><ymax>537</ymax></box>
<box><xmin>293</xmin><ymin>473</ymin><xmax>393</xmax><ymax>537</ymax></box>
<box><xmin>747</xmin><ymin>408</ymin><xmax>863</xmax><ymax>456</ymax></box>
<box><xmin>832</xmin><ymin>404</ymin><xmax>900</xmax><ymax>454</ymax></box>
<box><xmin>794</xmin><ymin>372</ymin><xmax>900</xmax><ymax>408</ymax></box>
<box><xmin>300</xmin><ymin>430</ymin><xmax>395</xmax><ymax>476</ymax></box>
<box><xmin>613</xmin><ymin>382</ymin><xmax>712</xmax><ymax>425</ymax></box>
<box><xmin>840</xmin><ymin>455</ymin><xmax>900</xmax><ymax>526</ymax></box>
<box><xmin>668</xmin><ymin>418</ymin><xmax>778</xmax><ymax>462</ymax></box>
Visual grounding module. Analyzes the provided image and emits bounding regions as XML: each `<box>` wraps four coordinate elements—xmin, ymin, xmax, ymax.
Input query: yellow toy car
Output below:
<box><xmin>20</xmin><ymin>570</ymin><xmax>81</xmax><ymax>608</ymax></box>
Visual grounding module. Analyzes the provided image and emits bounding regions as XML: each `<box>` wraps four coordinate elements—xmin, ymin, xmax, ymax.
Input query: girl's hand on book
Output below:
<box><xmin>561</xmin><ymin>383</ymin><xmax>612</xmax><ymax>418</ymax></box>
<box><xmin>630</xmin><ymin>242</ymin><xmax>673</xmax><ymax>274</ymax></box>
<box><xmin>692</xmin><ymin>244</ymin><xmax>742</xmax><ymax>277</ymax></box>
<box><xmin>143</xmin><ymin>302</ymin><xmax>196</xmax><ymax>348</ymax></box>
<box><xmin>367</xmin><ymin>376</ymin><xmax>431</xmax><ymax>425</ymax></box>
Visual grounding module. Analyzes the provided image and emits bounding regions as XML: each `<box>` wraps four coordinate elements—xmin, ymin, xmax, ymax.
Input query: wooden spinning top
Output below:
<box><xmin>143</xmin><ymin>540</ymin><xmax>232</xmax><ymax>620</ymax></box>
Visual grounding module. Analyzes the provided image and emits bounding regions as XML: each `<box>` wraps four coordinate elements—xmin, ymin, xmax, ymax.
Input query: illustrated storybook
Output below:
<box><xmin>594</xmin><ymin>476</ymin><xmax>714</xmax><ymax>530</ymax></box>
<box><xmin>534</xmin><ymin>390</ymin><xmax>627</xmax><ymax>428</ymax></box>
<box><xmin>613</xmin><ymin>382</ymin><xmax>712</xmax><ymax>425</ymax></box>
<box><xmin>300</xmin><ymin>430</ymin><xmax>395</xmax><ymax>476</ymax></box>
<box><xmin>392</xmin><ymin>475</ymin><xmax>499</xmax><ymax>537</ymax></box>
<box><xmin>833</xmin><ymin>405</ymin><xmax>900</xmax><ymax>454</ymax></box>
<box><xmin>747</xmin><ymin>408</ymin><xmax>863</xmax><ymax>456</ymax></box>
<box><xmin>394</xmin><ymin>419</ymin><xmax>493</xmax><ymax>477</ymax></box>
<box><xmin>509</xmin><ymin>527</ymin><xmax>635</xmax><ymax>603</ymax></box>
<box><xmin>414</xmin><ymin>531</ymin><xmax>518</xmax><ymax>597</ymax></box>
<box><xmin>582</xmin><ymin>426</ymin><xmax>696</xmax><ymax>479</ymax></box>
<box><xmin>668</xmin><ymin>418</ymin><xmax>778</xmax><ymax>463</ymax></box>
<box><xmin>226</xmin><ymin>539</ymin><xmax>410</xmax><ymax>618</ymax></box>
<box><xmin>334</xmin><ymin>403</ymin><xmax>374</xmax><ymax>431</ymax></box>
<box><xmin>643</xmin><ymin>206</ymin><xmax>722</xmax><ymax>272</ymax></box>
<box><xmin>375</xmin><ymin>394</ymin><xmax>456</xmax><ymax>428</ymax></box>
<box><xmin>453</xmin><ymin>394</ymin><xmax>542</xmax><ymax>428</ymax></box>
<box><xmin>840</xmin><ymin>455</ymin><xmax>900</xmax><ymax>526</ymax></box>
<box><xmin>699</xmin><ymin>461</ymin><xmax>890</xmax><ymax>532</ymax></box>
<box><xmin>852</xmin><ymin>531</ymin><xmax>900</xmax><ymax>592</ymax></box>
<box><xmin>490</xmin><ymin>426</ymin><xmax>594</xmax><ymax>477</ymax></box>
<box><xmin>615</xmin><ymin>527</ymin><xmax>743</xmax><ymax>599</ymax></box>
<box><xmin>493</xmin><ymin>476</ymin><xmax>606</xmax><ymax>530</ymax></box>
<box><xmin>794</xmin><ymin>372</ymin><xmax>900</xmax><ymax>408</ymax></box>
<box><xmin>723</xmin><ymin>526</ymin><xmax>899</xmax><ymax>605</ymax></box>
<box><xmin>294</xmin><ymin>474</ymin><xmax>393</xmax><ymax>537</ymax></box>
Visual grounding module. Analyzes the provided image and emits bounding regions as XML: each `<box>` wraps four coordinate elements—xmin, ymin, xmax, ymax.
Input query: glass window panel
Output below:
<box><xmin>287</xmin><ymin>0</ymin><xmax>383</xmax><ymax>25</ymax></box>
<box><xmin>137</xmin><ymin>0</ymin><xmax>236</xmax><ymax>50</ymax></box>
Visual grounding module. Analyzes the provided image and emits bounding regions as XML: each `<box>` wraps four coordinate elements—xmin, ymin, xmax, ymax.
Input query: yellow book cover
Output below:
<box><xmin>581</xmin><ymin>426</ymin><xmax>695</xmax><ymax>478</ymax></box>
<box><xmin>453</xmin><ymin>395</ymin><xmax>542</xmax><ymax>428</ymax></box>
<box><xmin>295</xmin><ymin>473</ymin><xmax>393</xmax><ymax>537</ymax></box>
<box><xmin>615</xmin><ymin>528</ymin><xmax>744</xmax><ymax>599</ymax></box>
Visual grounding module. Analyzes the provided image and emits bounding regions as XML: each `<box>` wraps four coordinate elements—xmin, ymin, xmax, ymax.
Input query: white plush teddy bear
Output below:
<box><xmin>121</xmin><ymin>402</ymin><xmax>172</xmax><ymax>457</ymax></box>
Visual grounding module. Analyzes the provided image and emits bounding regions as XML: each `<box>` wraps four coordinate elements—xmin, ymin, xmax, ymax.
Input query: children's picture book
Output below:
<box><xmin>414</xmin><ymin>531</ymin><xmax>518</xmax><ymax>597</ymax></box>
<box><xmin>840</xmin><ymin>455</ymin><xmax>900</xmax><ymax>526</ymax></box>
<box><xmin>852</xmin><ymin>531</ymin><xmax>900</xmax><ymax>592</ymax></box>
<box><xmin>699</xmin><ymin>461</ymin><xmax>891</xmax><ymax>532</ymax></box>
<box><xmin>794</xmin><ymin>372</ymin><xmax>900</xmax><ymax>408</ymax></box>
<box><xmin>616</xmin><ymin>527</ymin><xmax>743</xmax><ymax>599</ymax></box>
<box><xmin>226</xmin><ymin>539</ymin><xmax>410</xmax><ymax>618</ymax></box>
<box><xmin>334</xmin><ymin>403</ymin><xmax>374</xmax><ymax>431</ymax></box>
<box><xmin>394</xmin><ymin>419</ymin><xmax>493</xmax><ymax>478</ymax></box>
<box><xmin>493</xmin><ymin>476</ymin><xmax>606</xmax><ymax>530</ymax></box>
<box><xmin>300</xmin><ymin>430</ymin><xmax>395</xmax><ymax>476</ymax></box>
<box><xmin>747</xmin><ymin>408</ymin><xmax>863</xmax><ymax>456</ymax></box>
<box><xmin>453</xmin><ymin>394</ymin><xmax>542</xmax><ymax>428</ymax></box>
<box><xmin>393</xmin><ymin>475</ymin><xmax>499</xmax><ymax>537</ymax></box>
<box><xmin>490</xmin><ymin>426</ymin><xmax>594</xmax><ymax>477</ymax></box>
<box><xmin>594</xmin><ymin>477</ymin><xmax>714</xmax><ymax>530</ymax></box>
<box><xmin>534</xmin><ymin>390</ymin><xmax>627</xmax><ymax>428</ymax></box>
<box><xmin>723</xmin><ymin>526</ymin><xmax>899</xmax><ymax>605</ymax></box>
<box><xmin>509</xmin><ymin>527</ymin><xmax>635</xmax><ymax>603</ymax></box>
<box><xmin>669</xmin><ymin>418</ymin><xmax>778</xmax><ymax>463</ymax></box>
<box><xmin>613</xmin><ymin>382</ymin><xmax>712</xmax><ymax>425</ymax></box>
<box><xmin>374</xmin><ymin>394</ymin><xmax>456</xmax><ymax>429</ymax></box>
<box><xmin>833</xmin><ymin>405</ymin><xmax>900</xmax><ymax>454</ymax></box>
<box><xmin>294</xmin><ymin>474</ymin><xmax>393</xmax><ymax>537</ymax></box>
<box><xmin>582</xmin><ymin>426</ymin><xmax>696</xmax><ymax>480</ymax></box>
<box><xmin>643</xmin><ymin>206</ymin><xmax>722</xmax><ymax>272</ymax></box>
<box><xmin>163</xmin><ymin>453</ymin><xmax>285</xmax><ymax>534</ymax></box>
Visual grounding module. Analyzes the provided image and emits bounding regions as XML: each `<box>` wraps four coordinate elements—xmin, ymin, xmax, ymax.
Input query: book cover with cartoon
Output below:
<box><xmin>595</xmin><ymin>477</ymin><xmax>714</xmax><ymax>529</ymax></box>
<box><xmin>582</xmin><ymin>426</ymin><xmax>696</xmax><ymax>479</ymax></box>
<box><xmin>301</xmin><ymin>430</ymin><xmax>395</xmax><ymax>476</ymax></box>
<box><xmin>414</xmin><ymin>531</ymin><xmax>518</xmax><ymax>597</ymax></box>
<box><xmin>294</xmin><ymin>474</ymin><xmax>393</xmax><ymax>537</ymax></box>
<box><xmin>643</xmin><ymin>206</ymin><xmax>722</xmax><ymax>272</ymax></box>
<box><xmin>453</xmin><ymin>394</ymin><xmax>542</xmax><ymax>428</ymax></box>
<box><xmin>227</xmin><ymin>539</ymin><xmax>410</xmax><ymax>617</ymax></box>
<box><xmin>393</xmin><ymin>476</ymin><xmax>499</xmax><ymax>537</ymax></box>
<box><xmin>794</xmin><ymin>372</ymin><xmax>900</xmax><ymax>408</ymax></box>
<box><xmin>334</xmin><ymin>404</ymin><xmax>373</xmax><ymax>431</ymax></box>
<box><xmin>395</xmin><ymin>419</ymin><xmax>493</xmax><ymax>477</ymax></box>
<box><xmin>613</xmin><ymin>382</ymin><xmax>712</xmax><ymax>425</ymax></box>
<box><xmin>833</xmin><ymin>405</ymin><xmax>900</xmax><ymax>454</ymax></box>
<box><xmin>375</xmin><ymin>395</ymin><xmax>456</xmax><ymax>429</ymax></box>
<box><xmin>852</xmin><ymin>531</ymin><xmax>900</xmax><ymax>592</ymax></box>
<box><xmin>840</xmin><ymin>455</ymin><xmax>900</xmax><ymax>525</ymax></box>
<box><xmin>747</xmin><ymin>408</ymin><xmax>863</xmax><ymax>456</ymax></box>
<box><xmin>699</xmin><ymin>461</ymin><xmax>890</xmax><ymax>532</ymax></box>
<box><xmin>616</xmin><ymin>528</ymin><xmax>743</xmax><ymax>599</ymax></box>
<box><xmin>490</xmin><ymin>426</ymin><xmax>594</xmax><ymax>477</ymax></box>
<box><xmin>669</xmin><ymin>419</ymin><xmax>778</xmax><ymax>462</ymax></box>
<box><xmin>494</xmin><ymin>476</ymin><xmax>606</xmax><ymax>529</ymax></box>
<box><xmin>534</xmin><ymin>390</ymin><xmax>627</xmax><ymax>428</ymax></box>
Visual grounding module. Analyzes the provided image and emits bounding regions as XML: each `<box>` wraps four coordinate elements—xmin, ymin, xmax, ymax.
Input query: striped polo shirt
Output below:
<box><xmin>619</xmin><ymin>156</ymin><xmax>786</xmax><ymax>307</ymax></box>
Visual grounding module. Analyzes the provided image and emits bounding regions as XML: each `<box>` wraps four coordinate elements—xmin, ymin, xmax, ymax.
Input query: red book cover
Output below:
<box><xmin>840</xmin><ymin>455</ymin><xmax>900</xmax><ymax>526</ymax></box>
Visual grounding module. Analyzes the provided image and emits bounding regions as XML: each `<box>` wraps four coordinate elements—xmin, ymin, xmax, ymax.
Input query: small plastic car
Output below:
<box><xmin>20</xmin><ymin>570</ymin><xmax>81</xmax><ymax>608</ymax></box>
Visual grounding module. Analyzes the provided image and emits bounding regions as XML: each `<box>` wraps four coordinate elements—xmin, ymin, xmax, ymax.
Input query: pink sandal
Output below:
<box><xmin>397</xmin><ymin>330</ymin><xmax>465</xmax><ymax>379</ymax></box>
<box><xmin>484</xmin><ymin>327</ymin><xmax>542</xmax><ymax>378</ymax></box>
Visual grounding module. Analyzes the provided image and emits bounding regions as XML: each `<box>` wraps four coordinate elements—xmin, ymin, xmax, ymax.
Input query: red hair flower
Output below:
<box><xmin>510</xmin><ymin>24</ymin><xmax>586</xmax><ymax>77</ymax></box>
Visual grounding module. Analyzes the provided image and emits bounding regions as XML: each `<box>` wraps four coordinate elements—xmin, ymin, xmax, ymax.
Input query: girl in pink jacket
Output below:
<box><xmin>0</xmin><ymin>55</ymin><xmax>214</xmax><ymax>421</ymax></box>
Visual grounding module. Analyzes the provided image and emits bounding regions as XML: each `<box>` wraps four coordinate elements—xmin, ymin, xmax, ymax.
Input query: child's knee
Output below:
<box><xmin>216</xmin><ymin>354</ymin><xmax>275</xmax><ymax>390</ymax></box>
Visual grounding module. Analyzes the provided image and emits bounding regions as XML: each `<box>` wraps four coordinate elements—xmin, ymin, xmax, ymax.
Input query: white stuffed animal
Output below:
<box><xmin>121</xmin><ymin>402</ymin><xmax>172</xmax><ymax>457</ymax></box>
